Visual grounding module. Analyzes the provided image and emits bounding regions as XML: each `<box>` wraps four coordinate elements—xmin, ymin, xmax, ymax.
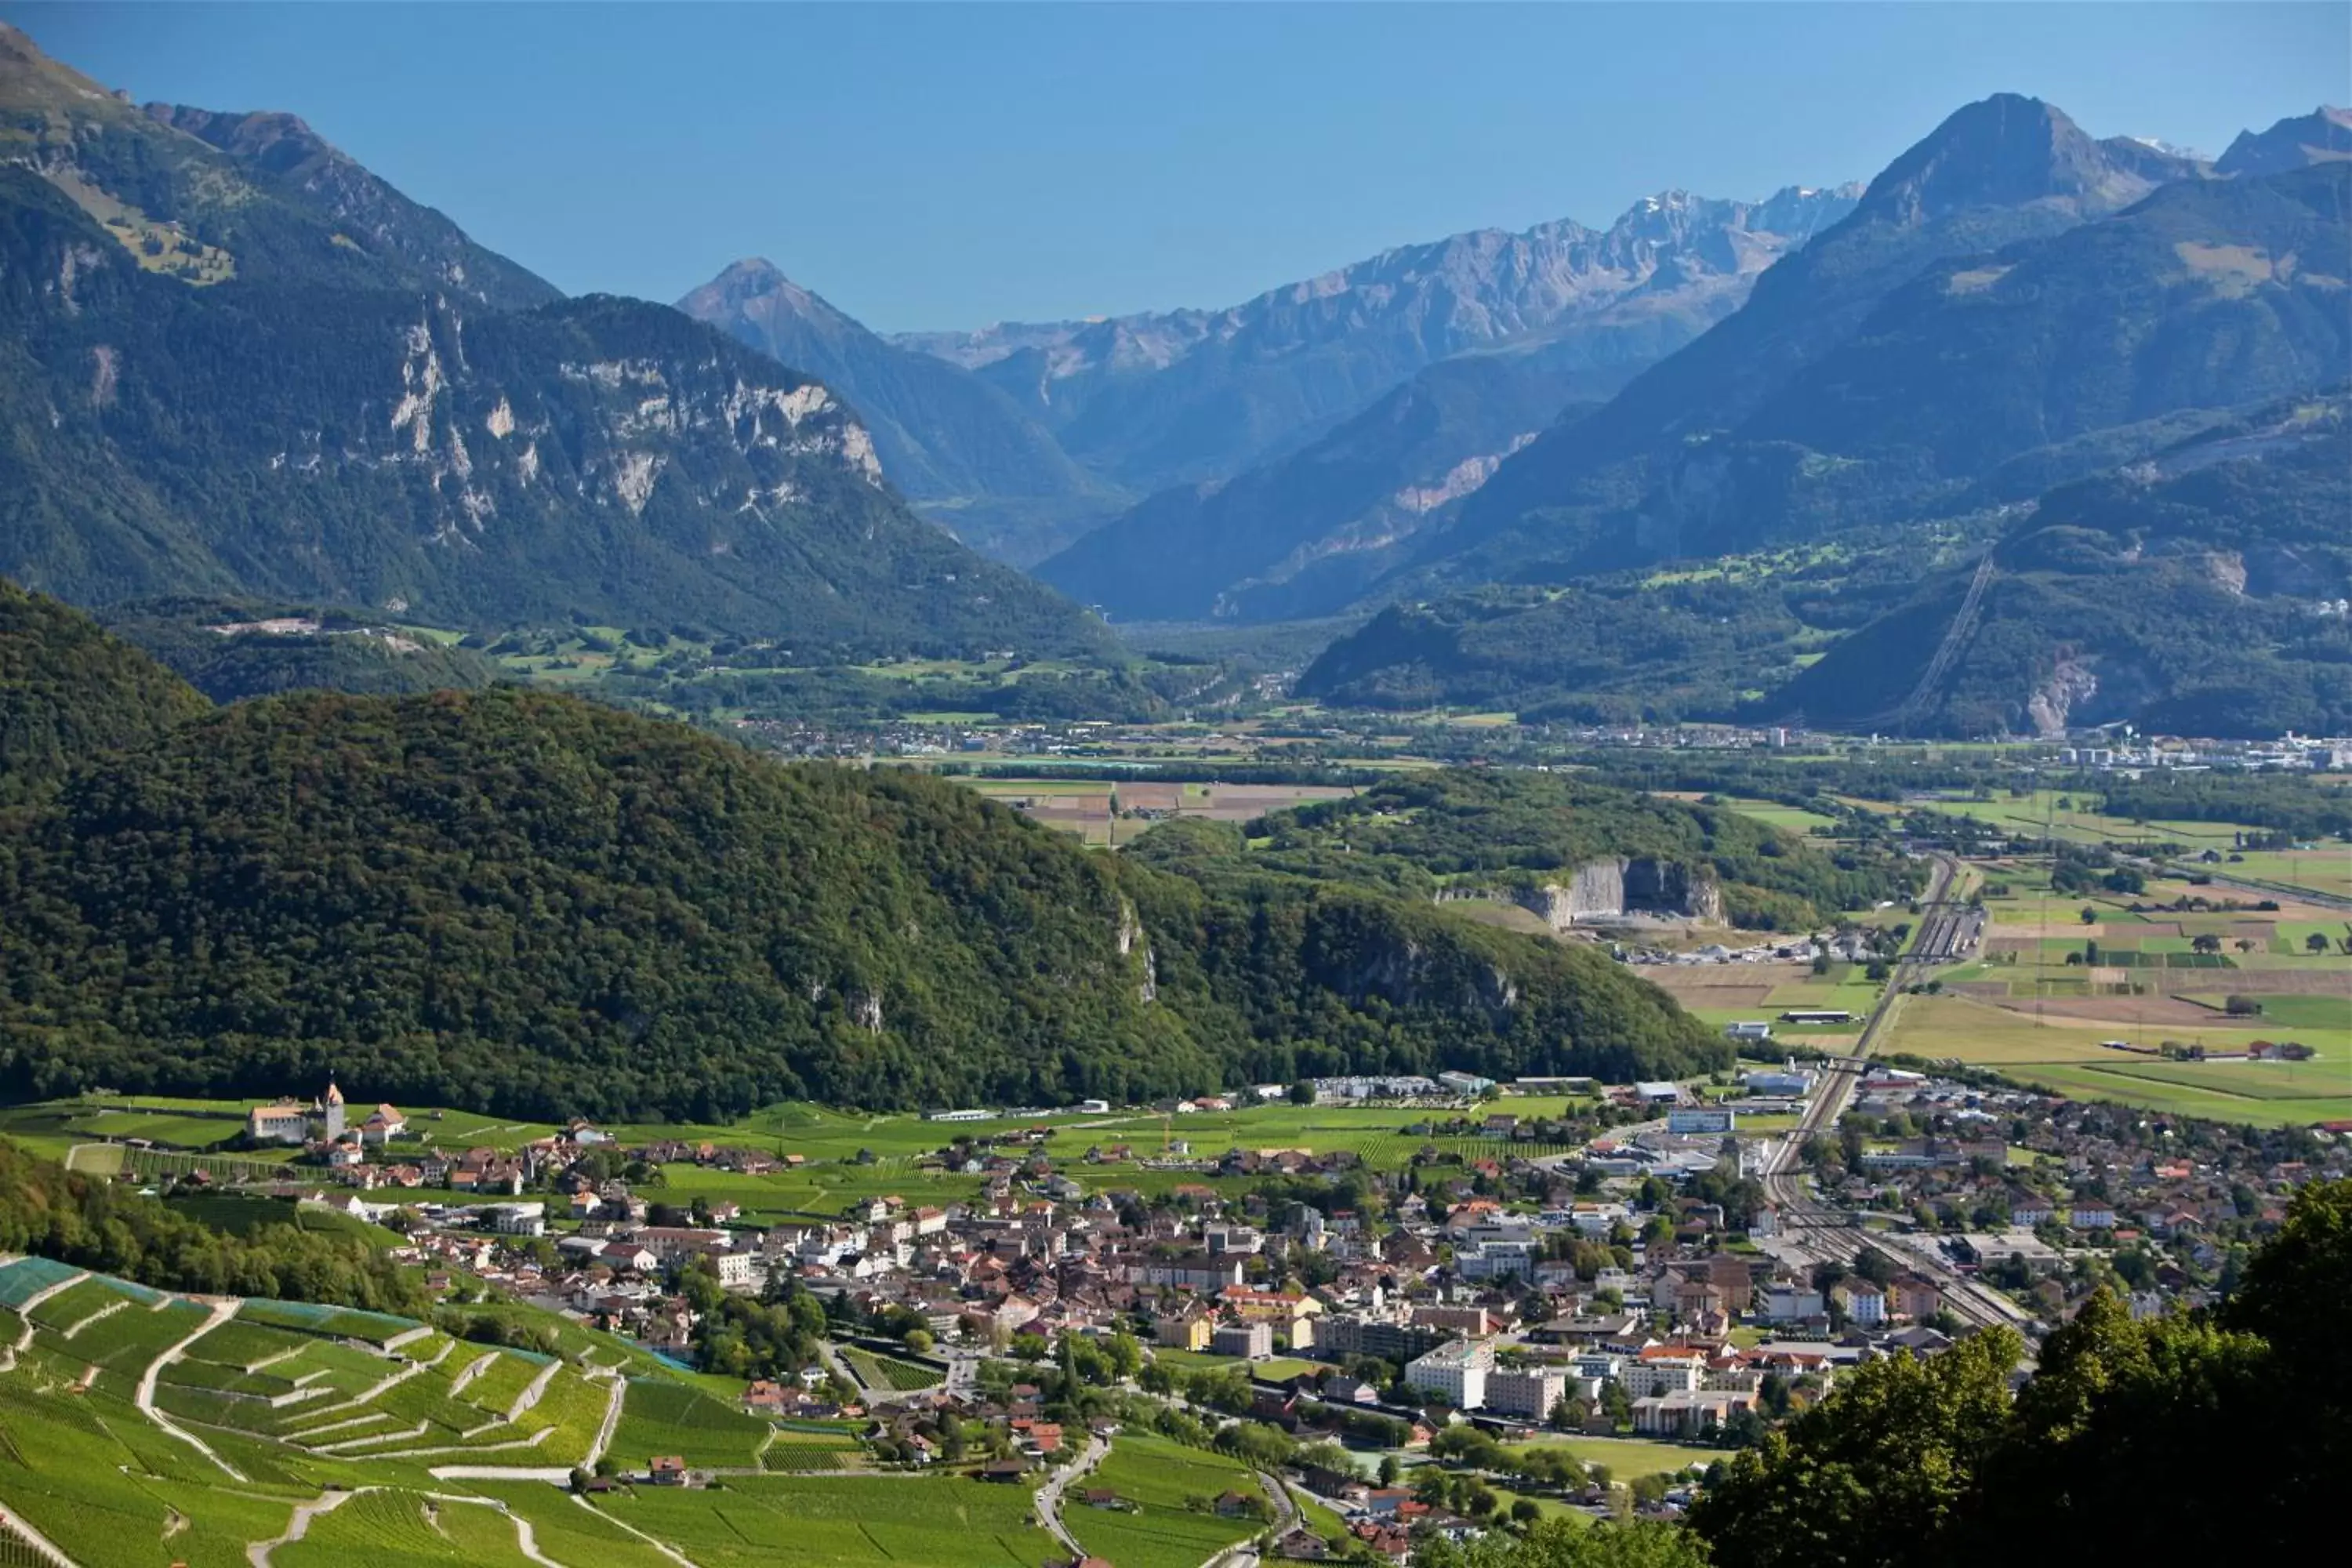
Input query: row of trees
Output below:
<box><xmin>0</xmin><ymin>1141</ymin><xmax>423</xmax><ymax>1314</ymax></box>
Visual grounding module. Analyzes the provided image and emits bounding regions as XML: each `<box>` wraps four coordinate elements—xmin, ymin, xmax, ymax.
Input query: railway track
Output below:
<box><xmin>1758</xmin><ymin>855</ymin><xmax>2029</xmax><ymax>1334</ymax></box>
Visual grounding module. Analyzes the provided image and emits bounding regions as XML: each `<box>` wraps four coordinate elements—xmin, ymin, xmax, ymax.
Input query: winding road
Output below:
<box><xmin>1033</xmin><ymin>1434</ymin><xmax>1109</xmax><ymax>1558</ymax></box>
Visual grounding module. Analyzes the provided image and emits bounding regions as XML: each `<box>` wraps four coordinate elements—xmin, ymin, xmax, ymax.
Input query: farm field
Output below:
<box><xmin>584</xmin><ymin>1472</ymin><xmax>1056</xmax><ymax>1568</ymax></box>
<box><xmin>1880</xmin><ymin>996</ymin><xmax>2352</xmax><ymax>1127</ymax></box>
<box><xmin>2216</xmin><ymin>848</ymin><xmax>2352</xmax><ymax>901</ymax></box>
<box><xmin>0</xmin><ymin>1261</ymin><xmax>922</xmax><ymax>1568</ymax></box>
<box><xmin>841</xmin><ymin>1348</ymin><xmax>944</xmax><ymax>1392</ymax></box>
<box><xmin>5</xmin><ymin>1087</ymin><xmax>1621</xmax><ymax>1235</ymax></box>
<box><xmin>1654</xmin><ymin>793</ymin><xmax>1843</xmax><ymax>836</ymax></box>
<box><xmin>950</xmin><ymin>775</ymin><xmax>1355</xmax><ymax>848</ymax></box>
<box><xmin>1064</xmin><ymin>1434</ymin><xmax>1269</xmax><ymax>1568</ymax></box>
<box><xmin>607</xmin><ymin>1378</ymin><xmax>777</xmax><ymax>1471</ymax></box>
<box><xmin>1504</xmin><ymin>1435</ymin><xmax>1713</xmax><ymax>1482</ymax></box>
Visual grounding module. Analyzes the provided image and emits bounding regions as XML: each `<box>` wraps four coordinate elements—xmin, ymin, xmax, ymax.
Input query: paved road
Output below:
<box><xmin>137</xmin><ymin>1298</ymin><xmax>249</xmax><ymax>1481</ymax></box>
<box><xmin>1034</xmin><ymin>1434</ymin><xmax>1110</xmax><ymax>1557</ymax></box>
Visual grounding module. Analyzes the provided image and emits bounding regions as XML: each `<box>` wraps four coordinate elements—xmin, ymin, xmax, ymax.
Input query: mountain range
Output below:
<box><xmin>1291</xmin><ymin>96</ymin><xmax>2352</xmax><ymax>733</ymax></box>
<box><xmin>2</xmin><ymin>17</ymin><xmax>2345</xmax><ymax>738</ymax></box>
<box><xmin>0</xmin><ymin>24</ymin><xmax>1106</xmax><ymax>658</ymax></box>
<box><xmin>1025</xmin><ymin>187</ymin><xmax>1865</xmax><ymax>621</ymax></box>
<box><xmin>895</xmin><ymin>186</ymin><xmax>1859</xmax><ymax>500</ymax></box>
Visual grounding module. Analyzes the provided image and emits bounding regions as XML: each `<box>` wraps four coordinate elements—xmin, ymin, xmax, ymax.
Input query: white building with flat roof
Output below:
<box><xmin>1406</xmin><ymin>1339</ymin><xmax>1494</xmax><ymax>1410</ymax></box>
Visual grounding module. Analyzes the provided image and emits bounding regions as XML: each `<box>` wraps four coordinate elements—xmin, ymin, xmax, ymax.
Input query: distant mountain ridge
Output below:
<box><xmin>2216</xmin><ymin>105</ymin><xmax>2352</xmax><ymax>177</ymax></box>
<box><xmin>1414</xmin><ymin>94</ymin><xmax>2215</xmax><ymax>583</ymax></box>
<box><xmin>895</xmin><ymin>184</ymin><xmax>1861</xmax><ymax>497</ymax></box>
<box><xmin>677</xmin><ymin>259</ymin><xmax>1123</xmax><ymax>564</ymax></box>
<box><xmin>0</xmin><ymin>25</ymin><xmax>1109</xmax><ymax>658</ymax></box>
<box><xmin>1294</xmin><ymin>100</ymin><xmax>2352</xmax><ymax>735</ymax></box>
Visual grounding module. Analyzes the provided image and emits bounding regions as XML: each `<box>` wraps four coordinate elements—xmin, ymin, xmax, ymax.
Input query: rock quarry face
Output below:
<box><xmin>1515</xmin><ymin>858</ymin><xmax>1724</xmax><ymax>927</ymax></box>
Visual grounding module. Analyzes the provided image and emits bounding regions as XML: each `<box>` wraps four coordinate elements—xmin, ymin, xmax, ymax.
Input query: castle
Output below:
<box><xmin>245</xmin><ymin>1080</ymin><xmax>381</xmax><ymax>1145</ymax></box>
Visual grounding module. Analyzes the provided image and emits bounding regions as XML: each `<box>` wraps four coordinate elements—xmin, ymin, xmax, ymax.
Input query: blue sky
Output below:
<box><xmin>6</xmin><ymin>2</ymin><xmax>2343</xmax><ymax>331</ymax></box>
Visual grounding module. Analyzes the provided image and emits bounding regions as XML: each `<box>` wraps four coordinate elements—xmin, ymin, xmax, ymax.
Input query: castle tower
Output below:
<box><xmin>323</xmin><ymin>1078</ymin><xmax>346</xmax><ymax>1142</ymax></box>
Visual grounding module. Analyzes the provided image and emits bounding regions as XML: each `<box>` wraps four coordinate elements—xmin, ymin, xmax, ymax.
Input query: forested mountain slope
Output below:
<box><xmin>0</xmin><ymin>577</ymin><xmax>208</xmax><ymax>806</ymax></box>
<box><xmin>0</xmin><ymin>618</ymin><xmax>1724</xmax><ymax>1119</ymax></box>
<box><xmin>0</xmin><ymin>27</ymin><xmax>1108</xmax><ymax>658</ymax></box>
<box><xmin>1774</xmin><ymin>397</ymin><xmax>2352</xmax><ymax>736</ymax></box>
<box><xmin>0</xmin><ymin>169</ymin><xmax>1108</xmax><ymax>655</ymax></box>
<box><xmin>1419</xmin><ymin>94</ymin><xmax>2209</xmax><ymax>580</ymax></box>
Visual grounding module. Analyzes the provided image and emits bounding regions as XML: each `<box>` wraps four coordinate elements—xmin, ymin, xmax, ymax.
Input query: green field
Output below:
<box><xmin>1882</xmin><ymin>996</ymin><xmax>2352</xmax><ymax>1126</ymax></box>
<box><xmin>1064</xmin><ymin>1435</ymin><xmax>1268</xmax><ymax>1568</ymax></box>
<box><xmin>841</xmin><ymin>1348</ymin><xmax>945</xmax><ymax>1392</ymax></box>
<box><xmin>1505</xmin><ymin>1435</ymin><xmax>1712</xmax><ymax>1482</ymax></box>
<box><xmin>607</xmin><ymin>1378</ymin><xmax>775</xmax><ymax>1472</ymax></box>
<box><xmin>585</xmin><ymin>1473</ymin><xmax>1055</xmax><ymax>1567</ymax></box>
<box><xmin>0</xmin><ymin>1262</ymin><xmax>927</xmax><ymax>1568</ymax></box>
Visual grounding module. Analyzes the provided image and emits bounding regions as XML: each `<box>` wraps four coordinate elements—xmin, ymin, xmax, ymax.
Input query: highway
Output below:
<box><xmin>1755</xmin><ymin>854</ymin><xmax>2031</xmax><ymax>1334</ymax></box>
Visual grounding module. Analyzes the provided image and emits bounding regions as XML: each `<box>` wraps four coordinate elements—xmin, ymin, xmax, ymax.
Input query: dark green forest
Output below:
<box><xmin>0</xmin><ymin>644</ymin><xmax>1724</xmax><ymax>1120</ymax></box>
<box><xmin>0</xmin><ymin>578</ymin><xmax>210</xmax><ymax>806</ymax></box>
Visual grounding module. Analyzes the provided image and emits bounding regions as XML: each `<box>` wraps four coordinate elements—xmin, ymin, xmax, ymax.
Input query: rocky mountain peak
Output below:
<box><xmin>680</xmin><ymin>259</ymin><xmax>860</xmax><ymax>336</ymax></box>
<box><xmin>2216</xmin><ymin>106</ymin><xmax>2352</xmax><ymax>177</ymax></box>
<box><xmin>1854</xmin><ymin>93</ymin><xmax>2193</xmax><ymax>227</ymax></box>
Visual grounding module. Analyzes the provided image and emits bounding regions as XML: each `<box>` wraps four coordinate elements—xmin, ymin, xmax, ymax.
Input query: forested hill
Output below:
<box><xmin>0</xmin><ymin>578</ymin><xmax>209</xmax><ymax>807</ymax></box>
<box><xmin>1128</xmin><ymin>769</ymin><xmax>1918</xmax><ymax>931</ymax></box>
<box><xmin>0</xmin><ymin>684</ymin><xmax>1722</xmax><ymax>1120</ymax></box>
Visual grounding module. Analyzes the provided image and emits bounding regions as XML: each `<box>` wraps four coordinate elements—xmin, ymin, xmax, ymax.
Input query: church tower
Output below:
<box><xmin>323</xmin><ymin>1079</ymin><xmax>346</xmax><ymax>1142</ymax></box>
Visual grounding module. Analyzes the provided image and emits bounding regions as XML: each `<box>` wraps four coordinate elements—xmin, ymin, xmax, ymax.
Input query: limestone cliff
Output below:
<box><xmin>1512</xmin><ymin>857</ymin><xmax>1725</xmax><ymax>927</ymax></box>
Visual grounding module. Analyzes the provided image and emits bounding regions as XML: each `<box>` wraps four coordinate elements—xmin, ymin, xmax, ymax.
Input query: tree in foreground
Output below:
<box><xmin>1690</xmin><ymin>1179</ymin><xmax>2350</xmax><ymax>1566</ymax></box>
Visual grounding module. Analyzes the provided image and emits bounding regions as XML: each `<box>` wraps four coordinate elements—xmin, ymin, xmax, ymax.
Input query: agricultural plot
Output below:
<box><xmin>608</xmin><ymin>1377</ymin><xmax>774</xmax><ymax>1471</ymax></box>
<box><xmin>1881</xmin><ymin>996</ymin><xmax>2352</xmax><ymax>1127</ymax></box>
<box><xmin>586</xmin><ymin>1473</ymin><xmax>1055</xmax><ymax>1568</ymax></box>
<box><xmin>1065</xmin><ymin>1434</ymin><xmax>1268</xmax><ymax>1568</ymax></box>
<box><xmin>274</xmin><ymin>1488</ymin><xmax>536</xmax><ymax>1568</ymax></box>
<box><xmin>2223</xmin><ymin>848</ymin><xmax>2352</xmax><ymax>901</ymax></box>
<box><xmin>758</xmin><ymin>1428</ymin><xmax>868</xmax><ymax>1471</ymax></box>
<box><xmin>841</xmin><ymin>1348</ymin><xmax>943</xmax><ymax>1391</ymax></box>
<box><xmin>236</xmin><ymin>1298</ymin><xmax>423</xmax><ymax>1345</ymax></box>
<box><xmin>1505</xmin><ymin>1435</ymin><xmax>1709</xmax><ymax>1482</ymax></box>
<box><xmin>460</xmin><ymin>1482</ymin><xmax>683</xmax><ymax>1568</ymax></box>
<box><xmin>0</xmin><ymin>1255</ymin><xmax>82</xmax><ymax>1308</ymax></box>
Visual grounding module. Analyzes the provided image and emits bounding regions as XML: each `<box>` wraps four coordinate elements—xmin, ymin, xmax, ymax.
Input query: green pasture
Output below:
<box><xmin>586</xmin><ymin>1472</ymin><xmax>1055</xmax><ymax>1568</ymax></box>
<box><xmin>1065</xmin><ymin>1434</ymin><xmax>1267</xmax><ymax>1568</ymax></box>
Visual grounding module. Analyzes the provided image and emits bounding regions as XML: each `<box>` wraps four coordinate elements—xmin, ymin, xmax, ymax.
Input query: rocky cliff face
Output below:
<box><xmin>677</xmin><ymin>260</ymin><xmax>1120</xmax><ymax>564</ymax></box>
<box><xmin>1512</xmin><ymin>858</ymin><xmax>1725</xmax><ymax>926</ymax></box>
<box><xmin>0</xmin><ymin>172</ymin><xmax>1109</xmax><ymax>655</ymax></box>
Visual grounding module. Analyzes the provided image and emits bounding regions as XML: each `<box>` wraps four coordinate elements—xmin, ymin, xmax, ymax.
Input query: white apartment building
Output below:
<box><xmin>1406</xmin><ymin>1339</ymin><xmax>1495</xmax><ymax>1410</ymax></box>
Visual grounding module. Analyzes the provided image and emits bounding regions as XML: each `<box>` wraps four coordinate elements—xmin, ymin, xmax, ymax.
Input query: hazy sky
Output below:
<box><xmin>7</xmin><ymin>2</ymin><xmax>2343</xmax><ymax>331</ymax></box>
